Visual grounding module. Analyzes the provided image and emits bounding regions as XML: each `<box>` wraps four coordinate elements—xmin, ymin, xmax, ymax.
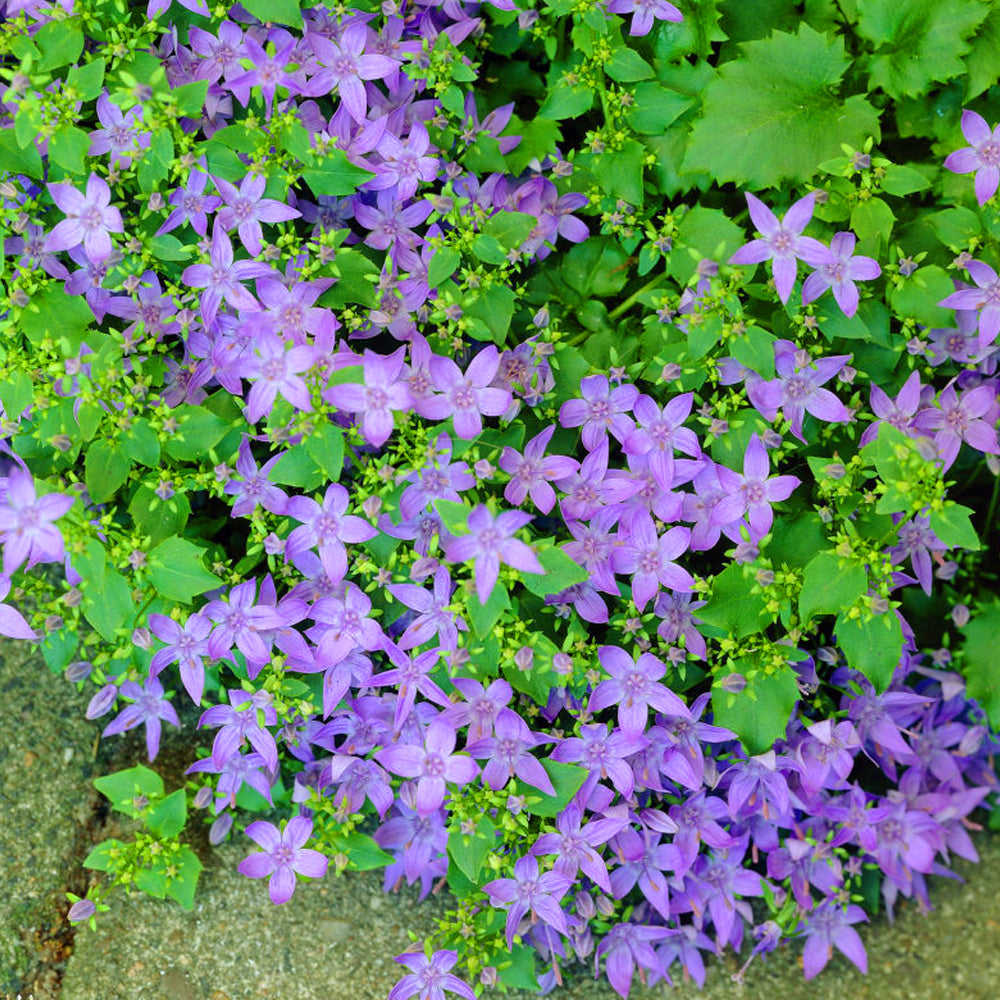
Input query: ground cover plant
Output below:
<box><xmin>4</xmin><ymin>0</ymin><xmax>1000</xmax><ymax>995</ymax></box>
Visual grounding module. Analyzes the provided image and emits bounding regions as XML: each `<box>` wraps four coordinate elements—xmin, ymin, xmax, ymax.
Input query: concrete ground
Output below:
<box><xmin>3</xmin><ymin>641</ymin><xmax>1000</xmax><ymax>1000</ymax></box>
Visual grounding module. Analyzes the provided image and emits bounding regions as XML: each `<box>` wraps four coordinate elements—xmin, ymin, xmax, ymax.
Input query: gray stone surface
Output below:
<box><xmin>3</xmin><ymin>644</ymin><xmax>1000</xmax><ymax>1000</ymax></box>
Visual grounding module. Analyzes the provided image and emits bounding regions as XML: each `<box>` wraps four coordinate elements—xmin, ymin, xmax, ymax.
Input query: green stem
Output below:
<box><xmin>608</xmin><ymin>274</ymin><xmax>664</xmax><ymax>321</ymax></box>
<box><xmin>985</xmin><ymin>473</ymin><xmax>1000</xmax><ymax>535</ymax></box>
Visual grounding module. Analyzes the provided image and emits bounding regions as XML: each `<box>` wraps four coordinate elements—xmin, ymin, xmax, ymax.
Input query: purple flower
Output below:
<box><xmin>684</xmin><ymin>841</ymin><xmax>763</xmax><ymax>946</ymax></box>
<box><xmin>388</xmin><ymin>950</ymin><xmax>476</xmax><ymax>1000</ymax></box>
<box><xmin>399</xmin><ymin>434</ymin><xmax>475</xmax><ymax>520</ymax></box>
<box><xmin>943</xmin><ymin>110</ymin><xmax>1000</xmax><ymax>206</ymax></box>
<box><xmin>532</xmin><ymin>803</ymin><xmax>628</xmax><ymax>893</ymax></box>
<box><xmin>199</xmin><ymin>688</ymin><xmax>279</xmax><ymax>771</ymax></box>
<box><xmin>550</xmin><ymin>722</ymin><xmax>646</xmax><ymax>798</ymax></box>
<box><xmin>325</xmin><ymin>347</ymin><xmax>412</xmax><ymax>447</ymax></box>
<box><xmin>595</xmin><ymin>922</ymin><xmax>673</xmax><ymax>999</ymax></box>
<box><xmin>800</xmin><ymin>231</ymin><xmax>881</xmax><ymax>318</ymax></box>
<box><xmin>88</xmin><ymin>92</ymin><xmax>150</xmax><ymax>168</ymax></box>
<box><xmin>0</xmin><ymin>574</ymin><xmax>36</xmax><ymax>640</ymax></box>
<box><xmin>938</xmin><ymin>260</ymin><xmax>1000</xmax><ymax>347</ymax></box>
<box><xmin>622</xmin><ymin>392</ymin><xmax>700</xmax><ymax>488</ymax></box>
<box><xmin>442</xmin><ymin>505</ymin><xmax>543</xmax><ymax>604</ymax></box>
<box><xmin>801</xmin><ymin>901</ymin><xmax>868</xmax><ymax>979</ymax></box>
<box><xmin>45</xmin><ymin>174</ymin><xmax>124</xmax><ymax>262</ymax></box>
<box><xmin>148</xmin><ymin>611</ymin><xmax>212</xmax><ymax>704</ymax></box>
<box><xmin>368</xmin><ymin>645</ymin><xmax>453</xmax><ymax>731</ymax></box>
<box><xmin>588</xmin><ymin>646</ymin><xmax>690</xmax><ymax>737</ymax></box>
<box><xmin>204</xmin><ymin>579</ymin><xmax>291</xmax><ymax>672</ymax></box>
<box><xmin>187</xmin><ymin>750</ymin><xmax>273</xmax><ymax>812</ymax></box>
<box><xmin>499</xmin><ymin>424</ymin><xmax>579</xmax><ymax>513</ymax></box>
<box><xmin>309</xmin><ymin>22</ymin><xmax>399</xmax><ymax>123</ymax></box>
<box><xmin>604</xmin><ymin>0</ymin><xmax>681</xmax><ymax>36</ymax></box>
<box><xmin>369</xmin><ymin>121</ymin><xmax>439</xmax><ymax>201</ymax></box>
<box><xmin>728</xmin><ymin>192</ymin><xmax>828</xmax><ymax>303</ymax></box>
<box><xmin>466</xmin><ymin>707</ymin><xmax>557</xmax><ymax>794</ymax></box>
<box><xmin>912</xmin><ymin>382</ymin><xmax>999</xmax><ymax>469</ymax></box>
<box><xmin>181</xmin><ymin>221</ymin><xmax>273</xmax><ymax>326</ymax></box>
<box><xmin>611</xmin><ymin>512</ymin><xmax>692</xmax><ymax>611</ymax></box>
<box><xmin>224</xmin><ymin>437</ymin><xmax>289</xmax><ymax>517</ymax></box>
<box><xmin>228</xmin><ymin>34</ymin><xmax>307</xmax><ymax>117</ymax></box>
<box><xmin>441</xmin><ymin>676</ymin><xmax>512</xmax><ymax>741</ymax></box>
<box><xmin>102</xmin><ymin>676</ymin><xmax>181</xmax><ymax>761</ymax></box>
<box><xmin>311</xmin><ymin>583</ymin><xmax>384</xmax><ymax>663</ymax></box>
<box><xmin>710</xmin><ymin>434</ymin><xmax>800</xmax><ymax>539</ymax></box>
<box><xmin>214</xmin><ymin>172</ymin><xmax>301</xmax><ymax>256</ymax></box>
<box><xmin>482</xmin><ymin>854</ymin><xmax>570</xmax><ymax>948</ymax></box>
<box><xmin>237</xmin><ymin>816</ymin><xmax>328</xmax><ymax>905</ymax></box>
<box><xmin>559</xmin><ymin>375</ymin><xmax>638</xmax><ymax>451</ymax></box>
<box><xmin>375</xmin><ymin>718</ymin><xmax>479</xmax><ymax>816</ymax></box>
<box><xmin>387</xmin><ymin>566</ymin><xmax>465</xmax><ymax>650</ymax></box>
<box><xmin>608</xmin><ymin>827</ymin><xmax>681</xmax><ymax>920</ymax></box>
<box><xmin>286</xmin><ymin>483</ymin><xmax>377</xmax><ymax>583</ymax></box>
<box><xmin>888</xmin><ymin>516</ymin><xmax>947</xmax><ymax>595</ymax></box>
<box><xmin>0</xmin><ymin>469</ymin><xmax>74</xmax><ymax>575</ymax></box>
<box><xmin>354</xmin><ymin>191</ymin><xmax>433</xmax><ymax>254</ymax></box>
<box><xmin>424</xmin><ymin>346</ymin><xmax>512</xmax><ymax>440</ymax></box>
<box><xmin>242</xmin><ymin>331</ymin><xmax>315</xmax><ymax>423</ymax></box>
<box><xmin>860</xmin><ymin>370</ymin><xmax>923</xmax><ymax>446</ymax></box>
<box><xmin>158</xmin><ymin>163</ymin><xmax>222</xmax><ymax>237</ymax></box>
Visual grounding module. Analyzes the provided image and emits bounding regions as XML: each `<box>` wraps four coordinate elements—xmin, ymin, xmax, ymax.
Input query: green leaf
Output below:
<box><xmin>76</xmin><ymin>540</ymin><xmax>135</xmax><ymax>641</ymax></box>
<box><xmin>538</xmin><ymin>83</ymin><xmax>594</xmax><ymax>119</ymax></box>
<box><xmin>137</xmin><ymin>129</ymin><xmax>175</xmax><ymax>191</ymax></box>
<box><xmin>304</xmin><ymin>423</ymin><xmax>344</xmax><ymax>482</ymax></box>
<box><xmin>470</xmin><ymin>234</ymin><xmax>508</xmax><ymax>265</ymax></box>
<box><xmin>94</xmin><ymin>765</ymin><xmax>164</xmax><ymax>816</ymax></box>
<box><xmin>341</xmin><ymin>831</ymin><xmax>395</xmax><ymax>871</ymax></box>
<box><xmin>888</xmin><ymin>265</ymin><xmax>958</xmax><ymax>326</ymax></box>
<box><xmin>464</xmin><ymin>284</ymin><xmax>516</xmax><ymax>344</ymax></box>
<box><xmin>146</xmin><ymin>234</ymin><xmax>190</xmax><ymax>261</ymax></box>
<box><xmin>930</xmin><ymin>503</ymin><xmax>980</xmax><ymax>550</ymax></box>
<box><xmin>835</xmin><ymin>611</ymin><xmax>904</xmax><ymax>691</ymax></box>
<box><xmin>66</xmin><ymin>58</ymin><xmax>105</xmax><ymax>101</ymax></box>
<box><xmin>165</xmin><ymin>846</ymin><xmax>202</xmax><ymax>910</ymax></box>
<box><xmin>468</xmin><ymin>582</ymin><xmax>511</xmax><ymax>637</ymax></box>
<box><xmin>729</xmin><ymin>326</ymin><xmax>776</xmax><ymax>379</ymax></box>
<box><xmin>145</xmin><ymin>789</ymin><xmax>187</xmax><ymax>839</ymax></box>
<box><xmin>40</xmin><ymin>629</ymin><xmax>78</xmax><ymax>675</ymax></box>
<box><xmin>128</xmin><ymin>484</ymin><xmax>191</xmax><ymax>547</ymax></box>
<box><xmin>925</xmin><ymin>206</ymin><xmax>982</xmax><ymax>247</ymax></box>
<box><xmin>84</xmin><ymin>439</ymin><xmax>131</xmax><ymax>504</ymax></box>
<box><xmin>147</xmin><ymin>536</ymin><xmax>223</xmax><ymax>603</ymax></box>
<box><xmin>592</xmin><ymin>139</ymin><xmax>645</xmax><ymax>207</ymax></box>
<box><xmin>434</xmin><ymin>499</ymin><xmax>472</xmax><ymax>535</ymax></box>
<box><xmin>964</xmin><ymin>5</ymin><xmax>1000</xmax><ymax>99</ymax></box>
<box><xmin>135</xmin><ymin>865</ymin><xmax>168</xmax><ymax>898</ymax></box>
<box><xmin>799</xmin><ymin>551</ymin><xmax>868</xmax><ymax>621</ymax></box>
<box><xmin>49</xmin><ymin>125</ymin><xmax>90</xmax><ymax>174</ymax></box>
<box><xmin>83</xmin><ymin>839</ymin><xmax>125</xmax><ymax>872</ymax></box>
<box><xmin>163</xmin><ymin>405</ymin><xmax>230</xmax><ymax>461</ymax></box>
<box><xmin>321</xmin><ymin>249</ymin><xmax>380</xmax><ymax>309</ymax></box>
<box><xmin>605</xmin><ymin>47</ymin><xmax>655</xmax><ymax>82</ymax></box>
<box><xmin>483</xmin><ymin>211</ymin><xmax>537</xmax><ymax>249</ymax></box>
<box><xmin>269</xmin><ymin>444</ymin><xmax>324</xmax><ymax>489</ymax></box>
<box><xmin>497</xmin><ymin>946</ymin><xmax>539</xmax><ymax>991</ymax></box>
<box><xmin>699</xmin><ymin>563</ymin><xmax>771</xmax><ymax>639</ymax></box>
<box><xmin>520</xmin><ymin>546</ymin><xmax>588</xmax><ymax>597</ymax></box>
<box><xmin>240</xmin><ymin>0</ymin><xmax>303</xmax><ymax>26</ymax></box>
<box><xmin>880</xmin><ymin>163</ymin><xmax>931</xmax><ymax>196</ymax></box>
<box><xmin>0</xmin><ymin>127</ymin><xmax>42</xmax><ymax>177</ymax></box>
<box><xmin>172</xmin><ymin>80</ymin><xmax>208</xmax><ymax>116</ymax></box>
<box><xmin>520</xmin><ymin>760</ymin><xmax>588</xmax><ymax>817</ymax></box>
<box><xmin>685</xmin><ymin>23</ymin><xmax>880</xmax><ymax>187</ymax></box>
<box><xmin>426</xmin><ymin>246</ymin><xmax>461</xmax><ymax>288</ymax></box>
<box><xmin>711</xmin><ymin>656</ymin><xmax>798</xmax><ymax>754</ymax></box>
<box><xmin>962</xmin><ymin>600</ymin><xmax>1000</xmax><ymax>728</ymax></box>
<box><xmin>447</xmin><ymin>818</ymin><xmax>496</xmax><ymax>883</ymax></box>
<box><xmin>625</xmin><ymin>82</ymin><xmax>696</xmax><ymax>134</ymax></box>
<box><xmin>0</xmin><ymin>372</ymin><xmax>33</xmax><ymax>420</ymax></box>
<box><xmin>856</xmin><ymin>0</ymin><xmax>989</xmax><ymax>99</ymax></box>
<box><xmin>850</xmin><ymin>196</ymin><xmax>895</xmax><ymax>255</ymax></box>
<box><xmin>35</xmin><ymin>19</ymin><xmax>84</xmax><ymax>71</ymax></box>
<box><xmin>302</xmin><ymin>149</ymin><xmax>375</xmax><ymax>196</ymax></box>
<box><xmin>672</xmin><ymin>204</ymin><xmax>745</xmax><ymax>284</ymax></box>
<box><xmin>122</xmin><ymin>419</ymin><xmax>161</xmax><ymax>468</ymax></box>
<box><xmin>21</xmin><ymin>284</ymin><xmax>93</xmax><ymax>348</ymax></box>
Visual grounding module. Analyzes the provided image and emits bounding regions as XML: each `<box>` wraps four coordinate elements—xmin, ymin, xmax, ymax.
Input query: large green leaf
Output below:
<box><xmin>856</xmin><ymin>0</ymin><xmax>989</xmax><ymax>99</ymax></box>
<box><xmin>699</xmin><ymin>563</ymin><xmax>771</xmax><ymax>639</ymax></box>
<box><xmin>963</xmin><ymin>601</ymin><xmax>1000</xmax><ymax>728</ymax></box>
<box><xmin>799</xmin><ymin>551</ymin><xmax>868</xmax><ymax>622</ymax></box>
<box><xmin>835</xmin><ymin>611</ymin><xmax>905</xmax><ymax>691</ymax></box>
<box><xmin>147</xmin><ymin>536</ymin><xmax>223</xmax><ymax>603</ymax></box>
<box><xmin>711</xmin><ymin>656</ymin><xmax>797</xmax><ymax>754</ymax></box>
<box><xmin>685</xmin><ymin>23</ymin><xmax>880</xmax><ymax>187</ymax></box>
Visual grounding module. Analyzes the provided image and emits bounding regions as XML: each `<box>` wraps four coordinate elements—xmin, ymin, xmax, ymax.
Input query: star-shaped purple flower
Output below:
<box><xmin>237</xmin><ymin>816</ymin><xmax>328</xmax><ymax>905</ymax></box>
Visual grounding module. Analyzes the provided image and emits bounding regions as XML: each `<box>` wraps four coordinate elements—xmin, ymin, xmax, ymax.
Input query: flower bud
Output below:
<box><xmin>209</xmin><ymin>812</ymin><xmax>233</xmax><ymax>845</ymax></box>
<box><xmin>473</xmin><ymin>459</ymin><xmax>494</xmax><ymax>479</ymax></box>
<box><xmin>132</xmin><ymin>627</ymin><xmax>152</xmax><ymax>650</ymax></box>
<box><xmin>68</xmin><ymin>899</ymin><xmax>96</xmax><ymax>923</ymax></box>
<box><xmin>552</xmin><ymin>652</ymin><xmax>573</xmax><ymax>675</ymax></box>
<box><xmin>362</xmin><ymin>495</ymin><xmax>382</xmax><ymax>519</ymax></box>
<box><xmin>935</xmin><ymin>560</ymin><xmax>959</xmax><ymax>581</ymax></box>
<box><xmin>193</xmin><ymin>786</ymin><xmax>213</xmax><ymax>810</ymax></box>
<box><xmin>952</xmin><ymin>603</ymin><xmax>970</xmax><ymax>628</ymax></box>
<box><xmin>660</xmin><ymin>363</ymin><xmax>682</xmax><ymax>381</ymax></box>
<box><xmin>264</xmin><ymin>532</ymin><xmax>285</xmax><ymax>556</ymax></box>
<box><xmin>65</xmin><ymin>660</ymin><xmax>93</xmax><ymax>682</ymax></box>
<box><xmin>513</xmin><ymin>646</ymin><xmax>533</xmax><ymax>670</ymax></box>
<box><xmin>595</xmin><ymin>895</ymin><xmax>615</xmax><ymax>917</ymax></box>
<box><xmin>410</xmin><ymin>556</ymin><xmax>439</xmax><ymax>581</ymax></box>
<box><xmin>480</xmin><ymin>967</ymin><xmax>499</xmax><ymax>987</ymax></box>
<box><xmin>719</xmin><ymin>672</ymin><xmax>747</xmax><ymax>694</ymax></box>
<box><xmin>86</xmin><ymin>683</ymin><xmax>118</xmax><ymax>720</ymax></box>
<box><xmin>532</xmin><ymin>305</ymin><xmax>550</xmax><ymax>328</ymax></box>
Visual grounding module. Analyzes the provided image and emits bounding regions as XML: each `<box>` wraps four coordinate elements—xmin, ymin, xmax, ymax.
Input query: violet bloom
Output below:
<box><xmin>801</xmin><ymin>231</ymin><xmax>881</xmax><ymax>318</ymax></box>
<box><xmin>368</xmin><ymin>645</ymin><xmax>453</xmax><ymax>731</ymax></box>
<box><xmin>199</xmin><ymin>689</ymin><xmax>279</xmax><ymax>771</ymax></box>
<box><xmin>325</xmin><ymin>347</ymin><xmax>412</xmax><ymax>447</ymax></box>
<box><xmin>224</xmin><ymin>437</ymin><xmax>289</xmax><ymax>517</ymax></box>
<box><xmin>229</xmin><ymin>35</ymin><xmax>308</xmax><ymax>117</ymax></box>
<box><xmin>499</xmin><ymin>424</ymin><xmax>580</xmax><ymax>513</ymax></box>
<box><xmin>888</xmin><ymin>516</ymin><xmax>947</xmax><ymax>595</ymax></box>
<box><xmin>728</xmin><ymin>192</ymin><xmax>827</xmax><ymax>303</ymax></box>
<box><xmin>309</xmin><ymin>23</ymin><xmax>399</xmax><ymax>123</ymax></box>
<box><xmin>801</xmin><ymin>901</ymin><xmax>868</xmax><ymax>979</ymax></box>
<box><xmin>710</xmin><ymin>434</ymin><xmax>799</xmax><ymax>539</ymax></box>
<box><xmin>943</xmin><ymin>110</ymin><xmax>1000</xmax><ymax>206</ymax></box>
<box><xmin>187</xmin><ymin>750</ymin><xmax>273</xmax><ymax>812</ymax></box>
<box><xmin>148</xmin><ymin>611</ymin><xmax>212</xmax><ymax>705</ymax></box>
<box><xmin>482</xmin><ymin>854</ymin><xmax>570</xmax><ymax>948</ymax></box>
<box><xmin>859</xmin><ymin>370</ymin><xmax>923</xmax><ymax>447</ymax></box>
<box><xmin>3</xmin><ymin>223</ymin><xmax>70</xmax><ymax>280</ymax></box>
<box><xmin>286</xmin><ymin>483</ymin><xmax>377</xmax><ymax>583</ymax></box>
<box><xmin>588</xmin><ymin>646</ymin><xmax>690</xmax><ymax>738</ymax></box>
<box><xmin>204</xmin><ymin>579</ymin><xmax>291</xmax><ymax>670</ymax></box>
<box><xmin>443</xmin><ymin>506</ymin><xmax>544</xmax><ymax>604</ymax></box>
<box><xmin>369</xmin><ymin>121</ymin><xmax>439</xmax><ymax>201</ymax></box>
<box><xmin>375</xmin><ymin>718</ymin><xmax>479</xmax><ymax>816</ymax></box>
<box><xmin>237</xmin><ymin>816</ymin><xmax>328</xmax><ymax>905</ymax></box>
<box><xmin>653</xmin><ymin>591</ymin><xmax>707</xmax><ymax>658</ymax></box>
<box><xmin>102</xmin><ymin>676</ymin><xmax>180</xmax><ymax>761</ymax></box>
<box><xmin>45</xmin><ymin>174</ymin><xmax>124</xmax><ymax>262</ymax></box>
<box><xmin>595</xmin><ymin>923</ymin><xmax>673</xmax><ymax>999</ymax></box>
<box><xmin>442</xmin><ymin>676</ymin><xmax>512</xmax><ymax>742</ymax></box>
<box><xmin>551</xmin><ymin>722</ymin><xmax>646</xmax><ymax>798</ymax></box>
<box><xmin>157</xmin><ymin>163</ymin><xmax>221</xmax><ymax>237</ymax></box>
<box><xmin>181</xmin><ymin>221</ymin><xmax>273</xmax><ymax>326</ymax></box>
<box><xmin>608</xmin><ymin>828</ymin><xmax>681</xmax><ymax>920</ymax></box>
<box><xmin>0</xmin><ymin>574</ymin><xmax>36</xmax><ymax>640</ymax></box>
<box><xmin>423</xmin><ymin>346</ymin><xmax>512</xmax><ymax>440</ymax></box>
<box><xmin>604</xmin><ymin>0</ymin><xmax>681</xmax><ymax>36</ymax></box>
<box><xmin>766</xmin><ymin>838</ymin><xmax>842</xmax><ymax>910</ymax></box>
<box><xmin>622</xmin><ymin>392</ymin><xmax>700</xmax><ymax>488</ymax></box>
<box><xmin>242</xmin><ymin>332</ymin><xmax>314</xmax><ymax>423</ymax></box>
<box><xmin>911</xmin><ymin>382</ymin><xmax>999</xmax><ymax>468</ymax></box>
<box><xmin>214</xmin><ymin>172</ymin><xmax>301</xmax><ymax>256</ymax></box>
<box><xmin>466</xmin><ymin>707</ymin><xmax>557</xmax><ymax>794</ymax></box>
<box><xmin>0</xmin><ymin>468</ymin><xmax>74</xmax><ymax>575</ymax></box>
<box><xmin>388</xmin><ymin>950</ymin><xmax>476</xmax><ymax>1000</ymax></box>
<box><xmin>559</xmin><ymin>375</ymin><xmax>638</xmax><ymax>451</ymax></box>
<box><xmin>611</xmin><ymin>511</ymin><xmax>693</xmax><ymax>611</ymax></box>
<box><xmin>938</xmin><ymin>260</ymin><xmax>1000</xmax><ymax>347</ymax></box>
<box><xmin>387</xmin><ymin>566</ymin><xmax>466</xmax><ymax>650</ymax></box>
<box><xmin>531</xmin><ymin>803</ymin><xmax>627</xmax><ymax>894</ymax></box>
<box><xmin>748</xmin><ymin>344</ymin><xmax>851</xmax><ymax>442</ymax></box>
<box><xmin>399</xmin><ymin>434</ymin><xmax>475</xmax><ymax>520</ymax></box>
<box><xmin>88</xmin><ymin>92</ymin><xmax>150</xmax><ymax>168</ymax></box>
<box><xmin>354</xmin><ymin>191</ymin><xmax>433</xmax><ymax>254</ymax></box>
<box><xmin>685</xmin><ymin>843</ymin><xmax>763</xmax><ymax>946</ymax></box>
<box><xmin>311</xmin><ymin>583</ymin><xmax>384</xmax><ymax>663</ymax></box>
<box><xmin>795</xmin><ymin>718</ymin><xmax>860</xmax><ymax>797</ymax></box>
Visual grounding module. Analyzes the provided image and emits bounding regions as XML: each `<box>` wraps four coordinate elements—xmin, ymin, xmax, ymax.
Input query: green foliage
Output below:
<box><xmin>711</xmin><ymin>656</ymin><xmax>798</xmax><ymax>754</ymax></box>
<box><xmin>799</xmin><ymin>552</ymin><xmax>868</xmax><ymax>622</ymax></box>
<box><xmin>962</xmin><ymin>601</ymin><xmax>1000</xmax><ymax>728</ymax></box>
<box><xmin>147</xmin><ymin>536</ymin><xmax>223</xmax><ymax>603</ymax></box>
